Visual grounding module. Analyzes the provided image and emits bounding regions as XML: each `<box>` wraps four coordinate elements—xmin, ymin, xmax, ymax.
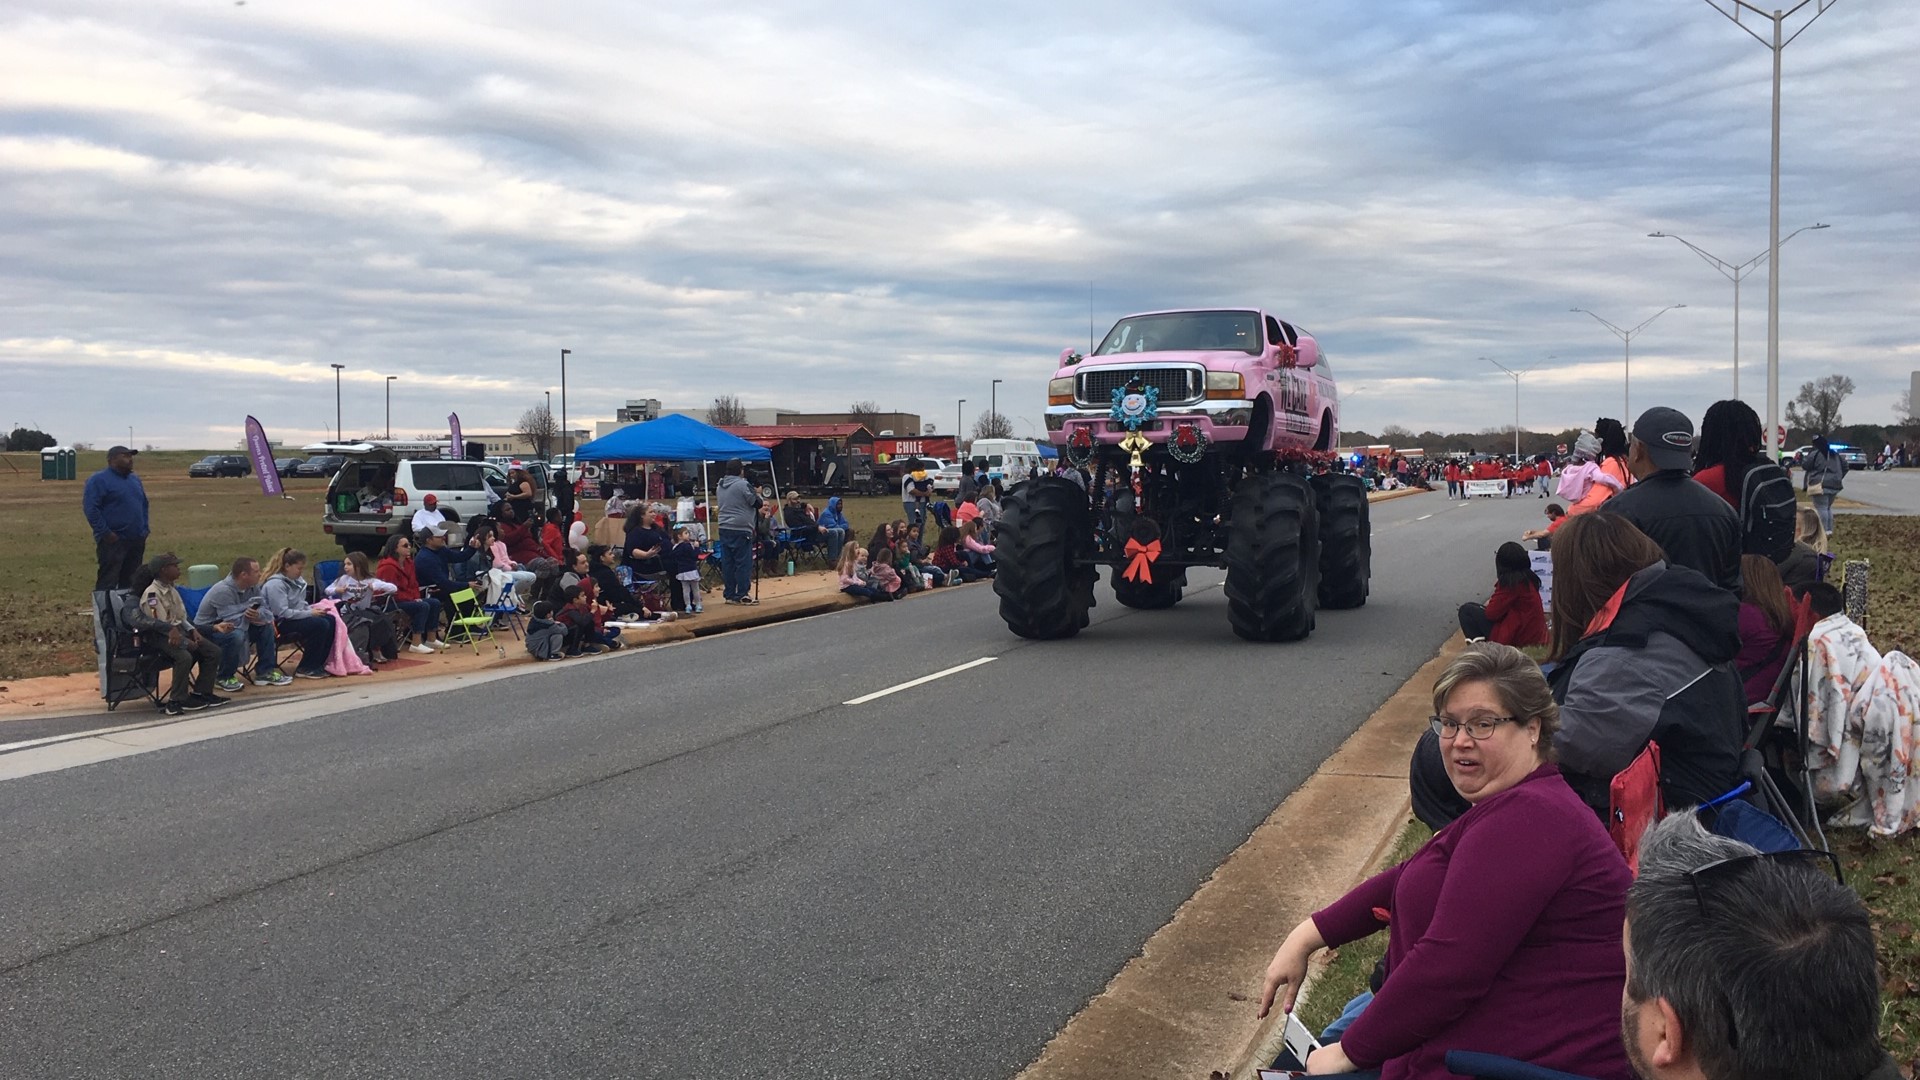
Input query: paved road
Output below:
<box><xmin>0</xmin><ymin>490</ymin><xmax>1544</xmax><ymax>1079</ymax></box>
<box><xmin>1829</xmin><ymin>467</ymin><xmax>1920</xmax><ymax>516</ymax></box>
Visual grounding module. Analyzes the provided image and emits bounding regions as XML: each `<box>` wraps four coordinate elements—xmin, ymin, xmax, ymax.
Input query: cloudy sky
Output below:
<box><xmin>4</xmin><ymin>0</ymin><xmax>1916</xmax><ymax>449</ymax></box>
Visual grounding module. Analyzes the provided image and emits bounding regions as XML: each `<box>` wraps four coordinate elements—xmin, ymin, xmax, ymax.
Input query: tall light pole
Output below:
<box><xmin>957</xmin><ymin>399</ymin><xmax>966</xmax><ymax>451</ymax></box>
<box><xmin>990</xmin><ymin>378</ymin><xmax>1002</xmax><ymax>435</ymax></box>
<box><xmin>385</xmin><ymin>375</ymin><xmax>396</xmax><ymax>439</ymax></box>
<box><xmin>1701</xmin><ymin>0</ymin><xmax>1842</xmax><ymax>458</ymax></box>
<box><xmin>1570</xmin><ymin>305</ymin><xmax>1685</xmax><ymax>419</ymax></box>
<box><xmin>330</xmin><ymin>363</ymin><xmax>345</xmax><ymax>441</ymax></box>
<box><xmin>1483</xmin><ymin>356</ymin><xmax>1550</xmax><ymax>461</ymax></box>
<box><xmin>559</xmin><ymin>349</ymin><xmax>570</xmax><ymax>464</ymax></box>
<box><xmin>1648</xmin><ymin>223</ymin><xmax>1828</xmax><ymax>399</ymax></box>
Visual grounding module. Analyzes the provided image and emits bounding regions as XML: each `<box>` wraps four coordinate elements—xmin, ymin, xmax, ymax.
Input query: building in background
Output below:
<box><xmin>461</xmin><ymin>430</ymin><xmax>591</xmax><ymax>458</ymax></box>
<box><xmin>777</xmin><ymin>410</ymin><xmax>922</xmax><ymax>435</ymax></box>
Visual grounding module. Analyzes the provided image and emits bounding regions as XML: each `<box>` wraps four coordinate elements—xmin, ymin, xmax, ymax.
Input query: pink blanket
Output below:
<box><xmin>309</xmin><ymin>599</ymin><xmax>374</xmax><ymax>676</ymax></box>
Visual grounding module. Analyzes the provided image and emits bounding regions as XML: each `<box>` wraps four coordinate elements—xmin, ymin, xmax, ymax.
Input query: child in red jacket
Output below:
<box><xmin>1458</xmin><ymin>542</ymin><xmax>1548</xmax><ymax>646</ymax></box>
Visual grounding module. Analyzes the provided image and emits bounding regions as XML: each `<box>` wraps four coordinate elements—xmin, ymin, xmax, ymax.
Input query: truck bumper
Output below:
<box><xmin>1044</xmin><ymin>400</ymin><xmax>1255</xmax><ymax>447</ymax></box>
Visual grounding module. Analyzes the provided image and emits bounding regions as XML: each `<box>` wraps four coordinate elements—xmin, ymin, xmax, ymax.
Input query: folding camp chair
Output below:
<box><xmin>482</xmin><ymin>584</ymin><xmax>525</xmax><ymax>641</ymax></box>
<box><xmin>443</xmin><ymin>588</ymin><xmax>495</xmax><ymax>652</ymax></box>
<box><xmin>1739</xmin><ymin>590</ymin><xmax>1825</xmax><ymax>849</ymax></box>
<box><xmin>94</xmin><ymin>590</ymin><xmax>169</xmax><ymax>712</ymax></box>
<box><xmin>315</xmin><ymin>560</ymin><xmax>345</xmax><ymax>597</ymax></box>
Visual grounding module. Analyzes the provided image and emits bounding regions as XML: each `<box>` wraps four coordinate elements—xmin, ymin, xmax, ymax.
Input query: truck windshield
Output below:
<box><xmin>1096</xmin><ymin>311</ymin><xmax>1261</xmax><ymax>356</ymax></box>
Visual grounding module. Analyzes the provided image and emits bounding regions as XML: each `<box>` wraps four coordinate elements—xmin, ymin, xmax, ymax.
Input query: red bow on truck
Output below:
<box><xmin>1122</xmin><ymin>538</ymin><xmax>1161</xmax><ymax>583</ymax></box>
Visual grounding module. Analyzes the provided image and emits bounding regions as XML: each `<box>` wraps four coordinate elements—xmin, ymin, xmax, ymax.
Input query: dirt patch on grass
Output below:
<box><xmin>1831</xmin><ymin>514</ymin><xmax>1920</xmax><ymax>657</ymax></box>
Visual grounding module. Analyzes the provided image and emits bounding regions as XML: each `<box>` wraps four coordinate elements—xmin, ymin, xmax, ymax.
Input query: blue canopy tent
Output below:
<box><xmin>573</xmin><ymin>414</ymin><xmax>771</xmax><ymax>555</ymax></box>
<box><xmin>573</xmin><ymin>414</ymin><xmax>770</xmax><ymax>464</ymax></box>
<box><xmin>1036</xmin><ymin>441</ymin><xmax>1059</xmax><ymax>459</ymax></box>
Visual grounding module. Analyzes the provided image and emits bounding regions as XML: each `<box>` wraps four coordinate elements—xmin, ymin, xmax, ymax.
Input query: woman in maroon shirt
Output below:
<box><xmin>1258</xmin><ymin>644</ymin><xmax>1632</xmax><ymax>1079</ymax></box>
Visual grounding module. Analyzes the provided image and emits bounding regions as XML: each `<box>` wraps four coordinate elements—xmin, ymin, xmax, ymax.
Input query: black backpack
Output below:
<box><xmin>1738</xmin><ymin>462</ymin><xmax>1796</xmax><ymax>563</ymax></box>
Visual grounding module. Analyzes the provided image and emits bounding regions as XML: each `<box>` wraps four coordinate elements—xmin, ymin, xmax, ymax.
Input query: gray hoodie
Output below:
<box><xmin>715</xmin><ymin>474</ymin><xmax>761</xmax><ymax>533</ymax></box>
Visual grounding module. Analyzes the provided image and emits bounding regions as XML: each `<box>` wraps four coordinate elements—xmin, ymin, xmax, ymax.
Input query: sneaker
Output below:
<box><xmin>294</xmin><ymin>669</ymin><xmax>329</xmax><ymax>680</ymax></box>
<box><xmin>738</xmin><ymin>596</ymin><xmax>759</xmax><ymax>605</ymax></box>
<box><xmin>693</xmin><ymin>605</ymin><xmax>704</xmax><ymax>614</ymax></box>
<box><xmin>215</xmin><ymin>676</ymin><xmax>246</xmax><ymax>694</ymax></box>
<box><xmin>408</xmin><ymin>643</ymin><xmax>436</xmax><ymax>655</ymax></box>
<box><xmin>253</xmin><ymin>669</ymin><xmax>294</xmax><ymax>687</ymax></box>
<box><xmin>160</xmin><ymin>700</ymin><xmax>184</xmax><ymax>716</ymax></box>
<box><xmin>177</xmin><ymin>695</ymin><xmax>209</xmax><ymax>712</ymax></box>
<box><xmin>191</xmin><ymin>693</ymin><xmax>232</xmax><ymax>709</ymax></box>
<box><xmin>430</xmin><ymin>640</ymin><xmax>451</xmax><ymax>651</ymax></box>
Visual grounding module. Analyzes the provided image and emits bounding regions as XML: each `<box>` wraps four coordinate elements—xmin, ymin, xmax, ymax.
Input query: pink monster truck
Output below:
<box><xmin>992</xmin><ymin>308</ymin><xmax>1371</xmax><ymax>642</ymax></box>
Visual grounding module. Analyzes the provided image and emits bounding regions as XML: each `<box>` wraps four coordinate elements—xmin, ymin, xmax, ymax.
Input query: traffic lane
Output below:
<box><xmin>0</xmin><ymin>497</ymin><xmax>1539</xmax><ymax>1078</ymax></box>
<box><xmin>0</xmin><ymin>587</ymin><xmax>1028</xmax><ymax>972</ymax></box>
<box><xmin>0</xmin><ymin>490</ymin><xmax>1452</xmax><ymax>971</ymax></box>
<box><xmin>1825</xmin><ymin>468</ymin><xmax>1920</xmax><ymax>515</ymax></box>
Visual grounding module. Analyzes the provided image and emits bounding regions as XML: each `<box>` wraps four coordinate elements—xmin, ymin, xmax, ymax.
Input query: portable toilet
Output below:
<box><xmin>41</xmin><ymin>446</ymin><xmax>76</xmax><ymax>480</ymax></box>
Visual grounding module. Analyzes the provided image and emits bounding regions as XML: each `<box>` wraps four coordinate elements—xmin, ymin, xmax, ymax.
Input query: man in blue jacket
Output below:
<box><xmin>83</xmin><ymin>445</ymin><xmax>151</xmax><ymax>592</ymax></box>
<box><xmin>414</xmin><ymin>525</ymin><xmax>483</xmax><ymax>623</ymax></box>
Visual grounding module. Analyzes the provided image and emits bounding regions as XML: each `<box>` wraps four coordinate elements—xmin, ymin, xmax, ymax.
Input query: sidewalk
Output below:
<box><xmin>0</xmin><ymin>568</ymin><xmax>867</xmax><ymax>738</ymax></box>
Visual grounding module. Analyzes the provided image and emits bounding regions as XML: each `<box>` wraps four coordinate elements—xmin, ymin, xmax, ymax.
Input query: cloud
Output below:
<box><xmin>1</xmin><ymin>0</ymin><xmax>1916</xmax><ymax>448</ymax></box>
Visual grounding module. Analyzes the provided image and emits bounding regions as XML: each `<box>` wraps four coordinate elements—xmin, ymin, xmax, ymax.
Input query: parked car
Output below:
<box><xmin>1835</xmin><ymin>444</ymin><xmax>1870</xmax><ymax>468</ymax></box>
<box><xmin>931</xmin><ymin>463</ymin><xmax>963</xmax><ymax>494</ymax></box>
<box><xmin>188</xmin><ymin>454</ymin><xmax>250</xmax><ymax>478</ymax></box>
<box><xmin>273</xmin><ymin>457</ymin><xmax>305</xmax><ymax>478</ymax></box>
<box><xmin>295</xmin><ymin>454</ymin><xmax>347</xmax><ymax>478</ymax></box>
<box><xmin>314</xmin><ymin>442</ymin><xmax>513</xmax><ymax>556</ymax></box>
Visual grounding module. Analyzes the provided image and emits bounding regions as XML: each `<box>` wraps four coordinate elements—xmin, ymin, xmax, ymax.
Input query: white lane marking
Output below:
<box><xmin>844</xmin><ymin>656</ymin><xmax>997</xmax><ymax>705</ymax></box>
<box><xmin>1416</xmin><ymin>514</ymin><xmax>1433</xmax><ymax>521</ymax></box>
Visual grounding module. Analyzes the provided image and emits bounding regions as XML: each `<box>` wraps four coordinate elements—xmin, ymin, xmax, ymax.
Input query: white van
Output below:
<box><xmin>312</xmin><ymin>442</ymin><xmax>514</xmax><ymax>557</ymax></box>
<box><xmin>970</xmin><ymin>439</ymin><xmax>1043</xmax><ymax>485</ymax></box>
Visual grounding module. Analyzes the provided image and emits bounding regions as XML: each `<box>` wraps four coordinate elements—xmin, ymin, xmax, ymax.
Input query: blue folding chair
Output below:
<box><xmin>1445</xmin><ymin>1051</ymin><xmax>1597</xmax><ymax>1080</ymax></box>
<box><xmin>482</xmin><ymin>585</ymin><xmax>525</xmax><ymax>640</ymax></box>
<box><xmin>315</xmin><ymin>559</ymin><xmax>345</xmax><ymax>596</ymax></box>
<box><xmin>176</xmin><ymin>585</ymin><xmax>211</xmax><ymax>622</ymax></box>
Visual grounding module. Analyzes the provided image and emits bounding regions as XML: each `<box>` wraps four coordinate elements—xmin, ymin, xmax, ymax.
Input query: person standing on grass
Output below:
<box><xmin>83</xmin><ymin>445</ymin><xmax>150</xmax><ymax>592</ymax></box>
<box><xmin>192</xmin><ymin>556</ymin><xmax>289</xmax><ymax>690</ymax></box>
<box><xmin>128</xmin><ymin>553</ymin><xmax>229</xmax><ymax>715</ymax></box>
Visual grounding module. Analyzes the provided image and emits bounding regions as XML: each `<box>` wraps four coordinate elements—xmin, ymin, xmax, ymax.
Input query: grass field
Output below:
<box><xmin>0</xmin><ymin>451</ymin><xmax>933</xmax><ymax>680</ymax></box>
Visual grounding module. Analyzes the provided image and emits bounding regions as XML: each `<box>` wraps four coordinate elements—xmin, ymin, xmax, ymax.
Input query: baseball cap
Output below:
<box><xmin>148</xmin><ymin>552</ymin><xmax>181</xmax><ymax>569</ymax></box>
<box><xmin>107</xmin><ymin>445</ymin><xmax>138</xmax><ymax>457</ymax></box>
<box><xmin>1631</xmin><ymin>407</ymin><xmax>1695</xmax><ymax>471</ymax></box>
<box><xmin>427</xmin><ymin>524</ymin><xmax>449</xmax><ymax>537</ymax></box>
<box><xmin>423</xmin><ymin>493</ymin><xmax>438</xmax><ymax>506</ymax></box>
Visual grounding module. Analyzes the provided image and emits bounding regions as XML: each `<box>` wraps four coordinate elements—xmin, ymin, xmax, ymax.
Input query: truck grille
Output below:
<box><xmin>1076</xmin><ymin>367</ymin><xmax>1203</xmax><ymax>407</ymax></box>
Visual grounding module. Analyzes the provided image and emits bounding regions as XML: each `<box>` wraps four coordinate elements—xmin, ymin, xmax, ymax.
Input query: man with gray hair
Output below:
<box><xmin>1621</xmin><ymin>814</ymin><xmax>1896</xmax><ymax>1080</ymax></box>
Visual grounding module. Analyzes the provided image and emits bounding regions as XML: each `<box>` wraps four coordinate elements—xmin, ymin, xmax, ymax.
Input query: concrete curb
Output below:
<box><xmin>1014</xmin><ymin>636</ymin><xmax>1466</xmax><ymax>1080</ymax></box>
<box><xmin>1366</xmin><ymin>487</ymin><xmax>1428</xmax><ymax>505</ymax></box>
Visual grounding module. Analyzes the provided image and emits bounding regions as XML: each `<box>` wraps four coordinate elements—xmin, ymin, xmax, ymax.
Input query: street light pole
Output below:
<box><xmin>991</xmin><ymin>378</ymin><xmax>1002</xmax><ymax>436</ymax></box>
<box><xmin>1483</xmin><ymin>357</ymin><xmax>1537</xmax><ymax>461</ymax></box>
<box><xmin>559</xmin><ymin>349</ymin><xmax>570</xmax><ymax>464</ymax></box>
<box><xmin>1648</xmin><ymin>224</ymin><xmax>1828</xmax><ymax>399</ymax></box>
<box><xmin>957</xmin><ymin>399</ymin><xmax>966</xmax><ymax>450</ymax></box>
<box><xmin>1700</xmin><ymin>0</ymin><xmax>1842</xmax><ymax>458</ymax></box>
<box><xmin>385</xmin><ymin>375</ymin><xmax>396</xmax><ymax>438</ymax></box>
<box><xmin>1570</xmin><ymin>305</ymin><xmax>1685</xmax><ymax>418</ymax></box>
<box><xmin>330</xmin><ymin>363</ymin><xmax>345</xmax><ymax>441</ymax></box>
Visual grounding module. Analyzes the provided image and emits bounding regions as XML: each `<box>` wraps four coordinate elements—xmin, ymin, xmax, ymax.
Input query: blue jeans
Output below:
<box><xmin>204</xmin><ymin>621</ymin><xmax>278</xmax><ymax>680</ymax></box>
<box><xmin>394</xmin><ymin>598</ymin><xmax>437</xmax><ymax>640</ymax></box>
<box><xmin>1810</xmin><ymin>491</ymin><xmax>1836</xmax><ymax>532</ymax></box>
<box><xmin>823</xmin><ymin>527</ymin><xmax>848</xmax><ymax>563</ymax></box>
<box><xmin>719</xmin><ymin>528</ymin><xmax>752</xmax><ymax>600</ymax></box>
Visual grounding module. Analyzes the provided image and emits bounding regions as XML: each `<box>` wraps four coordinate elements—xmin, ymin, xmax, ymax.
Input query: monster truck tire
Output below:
<box><xmin>1312</xmin><ymin>473</ymin><xmax>1371</xmax><ymax>609</ymax></box>
<box><xmin>993</xmin><ymin>477</ymin><xmax>1098</xmax><ymax>639</ymax></box>
<box><xmin>1225</xmin><ymin>472</ymin><xmax>1320</xmax><ymax>642</ymax></box>
<box><xmin>1111</xmin><ymin>568</ymin><xmax>1184</xmax><ymax>609</ymax></box>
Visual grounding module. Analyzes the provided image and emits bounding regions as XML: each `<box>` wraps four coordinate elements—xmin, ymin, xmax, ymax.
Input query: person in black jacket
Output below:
<box><xmin>1604</xmin><ymin>406</ymin><xmax>1742</xmax><ymax>593</ymax></box>
<box><xmin>1543</xmin><ymin>513</ymin><xmax>1746</xmax><ymax>814</ymax></box>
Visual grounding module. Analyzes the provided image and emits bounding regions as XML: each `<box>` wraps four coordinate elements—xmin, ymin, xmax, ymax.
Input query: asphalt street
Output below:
<box><xmin>1</xmin><ymin>489</ymin><xmax>1550</xmax><ymax>1079</ymax></box>
<box><xmin>1828</xmin><ymin>467</ymin><xmax>1920</xmax><ymax>516</ymax></box>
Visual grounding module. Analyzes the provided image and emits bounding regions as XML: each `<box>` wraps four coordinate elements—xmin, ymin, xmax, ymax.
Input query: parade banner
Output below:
<box><xmin>449</xmin><ymin>412</ymin><xmax>463</xmax><ymax>459</ymax></box>
<box><xmin>245</xmin><ymin>415</ymin><xmax>283</xmax><ymax>497</ymax></box>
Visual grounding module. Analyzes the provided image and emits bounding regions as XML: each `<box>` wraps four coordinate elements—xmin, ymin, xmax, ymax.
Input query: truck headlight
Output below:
<box><xmin>1205</xmin><ymin>372</ymin><xmax>1244</xmax><ymax>399</ymax></box>
<box><xmin>1048</xmin><ymin>377</ymin><xmax>1075</xmax><ymax>406</ymax></box>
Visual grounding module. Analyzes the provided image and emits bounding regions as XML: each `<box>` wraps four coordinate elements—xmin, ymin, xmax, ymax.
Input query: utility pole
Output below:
<box><xmin>1648</xmin><ymin>224</ymin><xmax>1827</xmax><ymax>399</ymax></box>
<box><xmin>1570</xmin><ymin>306</ymin><xmax>1684</xmax><ymax>419</ymax></box>
<box><xmin>559</xmin><ymin>348</ymin><xmax>571</xmax><ymax>464</ymax></box>
<box><xmin>330</xmin><ymin>364</ymin><xmax>345</xmax><ymax>441</ymax></box>
<box><xmin>1699</xmin><ymin>0</ymin><xmax>1842</xmax><ymax>456</ymax></box>
<box><xmin>385</xmin><ymin>375</ymin><xmax>396</xmax><ymax>438</ymax></box>
<box><xmin>991</xmin><ymin>379</ymin><xmax>1002</xmax><ymax>436</ymax></box>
